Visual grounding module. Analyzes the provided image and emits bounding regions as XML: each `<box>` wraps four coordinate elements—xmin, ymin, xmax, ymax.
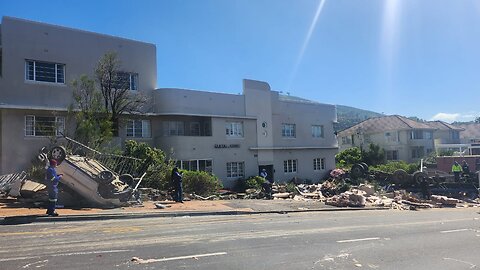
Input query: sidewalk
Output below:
<box><xmin>0</xmin><ymin>198</ymin><xmax>388</xmax><ymax>225</ymax></box>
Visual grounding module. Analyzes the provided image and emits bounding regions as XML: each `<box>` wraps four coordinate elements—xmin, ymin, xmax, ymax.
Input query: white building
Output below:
<box><xmin>0</xmin><ymin>17</ymin><xmax>338</xmax><ymax>187</ymax></box>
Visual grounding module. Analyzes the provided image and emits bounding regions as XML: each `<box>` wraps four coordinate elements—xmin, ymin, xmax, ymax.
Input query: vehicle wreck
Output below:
<box><xmin>37</xmin><ymin>137</ymin><xmax>147</xmax><ymax>208</ymax></box>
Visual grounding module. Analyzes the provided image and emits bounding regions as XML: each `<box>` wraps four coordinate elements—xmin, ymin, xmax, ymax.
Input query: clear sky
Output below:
<box><xmin>1</xmin><ymin>0</ymin><xmax>479</xmax><ymax>123</ymax></box>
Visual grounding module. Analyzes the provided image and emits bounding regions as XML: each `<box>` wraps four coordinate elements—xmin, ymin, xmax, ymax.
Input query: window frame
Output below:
<box><xmin>25</xmin><ymin>60</ymin><xmax>65</xmax><ymax>84</ymax></box>
<box><xmin>177</xmin><ymin>159</ymin><xmax>213</xmax><ymax>173</ymax></box>
<box><xmin>386</xmin><ymin>150</ymin><xmax>399</xmax><ymax>161</ymax></box>
<box><xmin>225</xmin><ymin>121</ymin><xmax>244</xmax><ymax>137</ymax></box>
<box><xmin>283</xmin><ymin>159</ymin><xmax>297</xmax><ymax>173</ymax></box>
<box><xmin>126</xmin><ymin>119</ymin><xmax>151</xmax><ymax>138</ymax></box>
<box><xmin>226</xmin><ymin>161</ymin><xmax>245</xmax><ymax>178</ymax></box>
<box><xmin>25</xmin><ymin>115</ymin><xmax>65</xmax><ymax>137</ymax></box>
<box><xmin>282</xmin><ymin>123</ymin><xmax>296</xmax><ymax>138</ymax></box>
<box><xmin>311</xmin><ymin>125</ymin><xmax>324</xmax><ymax>138</ymax></box>
<box><xmin>313</xmin><ymin>158</ymin><xmax>325</xmax><ymax>171</ymax></box>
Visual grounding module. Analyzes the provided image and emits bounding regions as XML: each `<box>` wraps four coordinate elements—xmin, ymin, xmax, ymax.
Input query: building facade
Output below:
<box><xmin>0</xmin><ymin>17</ymin><xmax>338</xmax><ymax>187</ymax></box>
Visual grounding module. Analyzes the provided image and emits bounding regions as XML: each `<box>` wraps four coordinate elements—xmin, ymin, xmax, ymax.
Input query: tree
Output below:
<box><xmin>69</xmin><ymin>75</ymin><xmax>112</xmax><ymax>148</ymax></box>
<box><xmin>361</xmin><ymin>143</ymin><xmax>385</xmax><ymax>166</ymax></box>
<box><xmin>336</xmin><ymin>147</ymin><xmax>362</xmax><ymax>167</ymax></box>
<box><xmin>95</xmin><ymin>52</ymin><xmax>146</xmax><ymax>135</ymax></box>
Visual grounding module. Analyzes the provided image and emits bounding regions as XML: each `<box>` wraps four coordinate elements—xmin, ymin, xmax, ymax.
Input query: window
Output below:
<box><xmin>226</xmin><ymin>122</ymin><xmax>243</xmax><ymax>137</ymax></box>
<box><xmin>226</xmin><ymin>162</ymin><xmax>245</xmax><ymax>178</ymax></box>
<box><xmin>282</xmin><ymin>123</ymin><xmax>296</xmax><ymax>138</ymax></box>
<box><xmin>451</xmin><ymin>131</ymin><xmax>460</xmax><ymax>140</ymax></box>
<box><xmin>284</xmin><ymin>159</ymin><xmax>297</xmax><ymax>173</ymax></box>
<box><xmin>311</xmin><ymin>125</ymin><xmax>324</xmax><ymax>138</ymax></box>
<box><xmin>163</xmin><ymin>121</ymin><xmax>185</xmax><ymax>136</ymax></box>
<box><xmin>126</xmin><ymin>119</ymin><xmax>151</xmax><ymax>138</ymax></box>
<box><xmin>341</xmin><ymin>136</ymin><xmax>351</xmax><ymax>145</ymax></box>
<box><xmin>411</xmin><ymin>147</ymin><xmax>424</xmax><ymax>159</ymax></box>
<box><xmin>386</xmin><ymin>150</ymin><xmax>398</xmax><ymax>161</ymax></box>
<box><xmin>163</xmin><ymin>120</ymin><xmax>211</xmax><ymax>136</ymax></box>
<box><xmin>313</xmin><ymin>158</ymin><xmax>325</xmax><ymax>171</ymax></box>
<box><xmin>116</xmin><ymin>72</ymin><xmax>138</xmax><ymax>90</ymax></box>
<box><xmin>385</xmin><ymin>131</ymin><xmax>399</xmax><ymax>142</ymax></box>
<box><xmin>25</xmin><ymin>60</ymin><xmax>65</xmax><ymax>83</ymax></box>
<box><xmin>190</xmin><ymin>122</ymin><xmax>200</xmax><ymax>136</ymax></box>
<box><xmin>410</xmin><ymin>130</ymin><xmax>432</xmax><ymax>140</ymax></box>
<box><xmin>25</xmin><ymin>115</ymin><xmax>65</xmax><ymax>137</ymax></box>
<box><xmin>177</xmin><ymin>159</ymin><xmax>213</xmax><ymax>173</ymax></box>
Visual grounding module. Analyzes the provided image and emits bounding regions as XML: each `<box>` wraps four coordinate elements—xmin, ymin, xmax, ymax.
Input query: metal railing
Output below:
<box><xmin>63</xmin><ymin>136</ymin><xmax>149</xmax><ymax>177</ymax></box>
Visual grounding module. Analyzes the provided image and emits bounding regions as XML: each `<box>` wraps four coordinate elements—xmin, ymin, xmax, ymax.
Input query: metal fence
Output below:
<box><xmin>63</xmin><ymin>136</ymin><xmax>148</xmax><ymax>177</ymax></box>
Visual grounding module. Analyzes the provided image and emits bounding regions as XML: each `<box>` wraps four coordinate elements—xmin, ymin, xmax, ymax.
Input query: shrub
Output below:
<box><xmin>182</xmin><ymin>170</ymin><xmax>222</xmax><ymax>196</ymax></box>
<box><xmin>336</xmin><ymin>147</ymin><xmax>362</xmax><ymax>168</ymax></box>
<box><xmin>371</xmin><ymin>161</ymin><xmax>418</xmax><ymax>174</ymax></box>
<box><xmin>245</xmin><ymin>176</ymin><xmax>265</xmax><ymax>190</ymax></box>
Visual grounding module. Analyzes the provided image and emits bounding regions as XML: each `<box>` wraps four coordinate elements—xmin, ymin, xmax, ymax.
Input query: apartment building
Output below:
<box><xmin>338</xmin><ymin>115</ymin><xmax>464</xmax><ymax>163</ymax></box>
<box><xmin>0</xmin><ymin>16</ymin><xmax>338</xmax><ymax>187</ymax></box>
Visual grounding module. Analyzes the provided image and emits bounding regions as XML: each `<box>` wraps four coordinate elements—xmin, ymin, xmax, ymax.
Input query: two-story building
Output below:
<box><xmin>0</xmin><ymin>17</ymin><xmax>338</xmax><ymax>187</ymax></box>
<box><xmin>338</xmin><ymin>115</ymin><xmax>439</xmax><ymax>163</ymax></box>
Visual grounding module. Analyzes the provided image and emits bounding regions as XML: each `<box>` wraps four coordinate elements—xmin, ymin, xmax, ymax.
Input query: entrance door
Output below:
<box><xmin>258</xmin><ymin>165</ymin><xmax>274</xmax><ymax>182</ymax></box>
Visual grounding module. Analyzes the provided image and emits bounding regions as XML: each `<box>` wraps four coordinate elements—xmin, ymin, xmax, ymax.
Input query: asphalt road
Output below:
<box><xmin>1</xmin><ymin>208</ymin><xmax>479</xmax><ymax>270</ymax></box>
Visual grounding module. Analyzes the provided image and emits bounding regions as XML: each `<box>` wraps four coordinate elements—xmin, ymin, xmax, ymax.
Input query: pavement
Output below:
<box><xmin>0</xmin><ymin>197</ymin><xmax>389</xmax><ymax>224</ymax></box>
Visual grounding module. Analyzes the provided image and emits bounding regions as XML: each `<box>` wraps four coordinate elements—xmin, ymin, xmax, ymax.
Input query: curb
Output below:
<box><xmin>1</xmin><ymin>207</ymin><xmax>389</xmax><ymax>225</ymax></box>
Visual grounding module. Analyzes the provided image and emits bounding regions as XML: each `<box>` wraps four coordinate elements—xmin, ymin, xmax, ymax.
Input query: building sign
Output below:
<box><xmin>214</xmin><ymin>144</ymin><xmax>240</xmax><ymax>149</ymax></box>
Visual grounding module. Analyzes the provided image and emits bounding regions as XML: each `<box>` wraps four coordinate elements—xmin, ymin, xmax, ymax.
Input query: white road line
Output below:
<box><xmin>0</xmin><ymin>249</ymin><xmax>131</xmax><ymax>262</ymax></box>
<box><xmin>336</xmin><ymin>237</ymin><xmax>380</xmax><ymax>243</ymax></box>
<box><xmin>440</xmin><ymin>229</ymin><xmax>469</xmax><ymax>234</ymax></box>
<box><xmin>131</xmin><ymin>252</ymin><xmax>227</xmax><ymax>264</ymax></box>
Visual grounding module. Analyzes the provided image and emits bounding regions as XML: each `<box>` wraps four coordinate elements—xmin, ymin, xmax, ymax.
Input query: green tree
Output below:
<box><xmin>95</xmin><ymin>52</ymin><xmax>146</xmax><ymax>135</ymax></box>
<box><xmin>336</xmin><ymin>147</ymin><xmax>362</xmax><ymax>167</ymax></box>
<box><xmin>361</xmin><ymin>143</ymin><xmax>385</xmax><ymax>166</ymax></box>
<box><xmin>69</xmin><ymin>75</ymin><xmax>112</xmax><ymax>148</ymax></box>
<box><xmin>123</xmin><ymin>140</ymin><xmax>175</xmax><ymax>190</ymax></box>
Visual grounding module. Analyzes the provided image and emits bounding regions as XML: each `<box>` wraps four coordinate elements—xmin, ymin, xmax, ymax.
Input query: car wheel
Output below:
<box><xmin>392</xmin><ymin>169</ymin><xmax>408</xmax><ymax>186</ymax></box>
<box><xmin>50</xmin><ymin>146</ymin><xmax>66</xmax><ymax>164</ymax></box>
<box><xmin>350</xmin><ymin>164</ymin><xmax>365</xmax><ymax>179</ymax></box>
<box><xmin>97</xmin><ymin>170</ymin><xmax>114</xmax><ymax>184</ymax></box>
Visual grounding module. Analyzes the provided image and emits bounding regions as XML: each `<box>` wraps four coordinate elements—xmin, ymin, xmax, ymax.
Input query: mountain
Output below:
<box><xmin>335</xmin><ymin>105</ymin><xmax>384</xmax><ymax>131</ymax></box>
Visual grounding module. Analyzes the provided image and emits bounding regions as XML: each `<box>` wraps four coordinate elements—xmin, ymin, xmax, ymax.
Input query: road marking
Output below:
<box><xmin>440</xmin><ymin>229</ymin><xmax>469</xmax><ymax>234</ymax></box>
<box><xmin>22</xmin><ymin>259</ymin><xmax>48</xmax><ymax>268</ymax></box>
<box><xmin>0</xmin><ymin>249</ymin><xmax>131</xmax><ymax>262</ymax></box>
<box><xmin>131</xmin><ymin>252</ymin><xmax>227</xmax><ymax>264</ymax></box>
<box><xmin>443</xmin><ymin>258</ymin><xmax>476</xmax><ymax>269</ymax></box>
<box><xmin>337</xmin><ymin>237</ymin><xmax>380</xmax><ymax>243</ymax></box>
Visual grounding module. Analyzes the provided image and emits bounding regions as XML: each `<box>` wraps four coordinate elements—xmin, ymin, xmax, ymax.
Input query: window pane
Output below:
<box><xmin>26</xmin><ymin>61</ymin><xmax>34</xmax><ymax>80</ymax></box>
<box><xmin>56</xmin><ymin>64</ymin><xmax>65</xmax><ymax>83</ymax></box>
<box><xmin>130</xmin><ymin>74</ymin><xmax>138</xmax><ymax>90</ymax></box>
<box><xmin>35</xmin><ymin>116</ymin><xmax>56</xmax><ymax>136</ymax></box>
<box><xmin>142</xmin><ymin>120</ymin><xmax>151</xmax><ymax>138</ymax></box>
<box><xmin>25</xmin><ymin>116</ymin><xmax>35</xmax><ymax>136</ymax></box>
<box><xmin>35</xmin><ymin>62</ymin><xmax>56</xmax><ymax>82</ymax></box>
<box><xmin>126</xmin><ymin>120</ymin><xmax>134</xmax><ymax>137</ymax></box>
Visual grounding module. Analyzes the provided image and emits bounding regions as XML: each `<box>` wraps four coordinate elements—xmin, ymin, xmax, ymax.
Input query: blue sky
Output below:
<box><xmin>2</xmin><ymin>0</ymin><xmax>480</xmax><ymax>123</ymax></box>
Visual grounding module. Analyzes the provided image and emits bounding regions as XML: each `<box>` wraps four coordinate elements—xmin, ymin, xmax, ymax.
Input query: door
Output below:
<box><xmin>258</xmin><ymin>165</ymin><xmax>274</xmax><ymax>182</ymax></box>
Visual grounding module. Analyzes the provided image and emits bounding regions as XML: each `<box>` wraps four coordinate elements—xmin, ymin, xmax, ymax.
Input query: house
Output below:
<box><xmin>338</xmin><ymin>115</ymin><xmax>438</xmax><ymax>163</ymax></box>
<box><xmin>453</xmin><ymin>123</ymin><xmax>480</xmax><ymax>155</ymax></box>
<box><xmin>0</xmin><ymin>16</ymin><xmax>338</xmax><ymax>187</ymax></box>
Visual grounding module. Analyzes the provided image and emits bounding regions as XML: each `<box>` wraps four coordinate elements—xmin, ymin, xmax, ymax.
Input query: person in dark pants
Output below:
<box><xmin>171</xmin><ymin>167</ymin><xmax>183</xmax><ymax>203</ymax></box>
<box><xmin>260</xmin><ymin>169</ymin><xmax>273</xmax><ymax>199</ymax></box>
<box><xmin>452</xmin><ymin>161</ymin><xmax>462</xmax><ymax>182</ymax></box>
<box><xmin>45</xmin><ymin>159</ymin><xmax>62</xmax><ymax>216</ymax></box>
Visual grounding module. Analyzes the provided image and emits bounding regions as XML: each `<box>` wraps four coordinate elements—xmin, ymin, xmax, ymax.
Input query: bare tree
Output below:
<box><xmin>95</xmin><ymin>52</ymin><xmax>146</xmax><ymax>135</ymax></box>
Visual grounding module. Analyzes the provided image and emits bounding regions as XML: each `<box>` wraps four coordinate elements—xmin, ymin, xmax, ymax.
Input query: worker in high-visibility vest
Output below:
<box><xmin>451</xmin><ymin>161</ymin><xmax>462</xmax><ymax>182</ymax></box>
<box><xmin>45</xmin><ymin>159</ymin><xmax>62</xmax><ymax>216</ymax></box>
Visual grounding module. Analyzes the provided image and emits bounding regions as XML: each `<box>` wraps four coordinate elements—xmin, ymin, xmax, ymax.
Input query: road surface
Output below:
<box><xmin>1</xmin><ymin>208</ymin><xmax>479</xmax><ymax>269</ymax></box>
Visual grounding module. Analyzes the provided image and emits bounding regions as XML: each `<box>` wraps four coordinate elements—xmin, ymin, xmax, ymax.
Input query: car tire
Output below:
<box><xmin>50</xmin><ymin>146</ymin><xmax>66</xmax><ymax>164</ymax></box>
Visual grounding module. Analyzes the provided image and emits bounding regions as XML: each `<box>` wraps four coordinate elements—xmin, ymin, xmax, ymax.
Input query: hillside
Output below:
<box><xmin>335</xmin><ymin>105</ymin><xmax>383</xmax><ymax>131</ymax></box>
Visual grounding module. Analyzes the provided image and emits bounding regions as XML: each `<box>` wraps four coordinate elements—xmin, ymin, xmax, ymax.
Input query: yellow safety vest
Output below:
<box><xmin>452</xmin><ymin>164</ymin><xmax>462</xmax><ymax>172</ymax></box>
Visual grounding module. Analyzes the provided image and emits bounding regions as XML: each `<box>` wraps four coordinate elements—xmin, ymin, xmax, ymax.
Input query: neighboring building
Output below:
<box><xmin>0</xmin><ymin>17</ymin><xmax>338</xmax><ymax>187</ymax></box>
<box><xmin>453</xmin><ymin>123</ymin><xmax>480</xmax><ymax>155</ymax></box>
<box><xmin>338</xmin><ymin>115</ymin><xmax>437</xmax><ymax>163</ymax></box>
<box><xmin>427</xmin><ymin>121</ymin><xmax>464</xmax><ymax>154</ymax></box>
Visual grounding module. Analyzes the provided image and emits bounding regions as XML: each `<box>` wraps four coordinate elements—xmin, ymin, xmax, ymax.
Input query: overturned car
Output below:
<box><xmin>39</xmin><ymin>137</ymin><xmax>147</xmax><ymax>207</ymax></box>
